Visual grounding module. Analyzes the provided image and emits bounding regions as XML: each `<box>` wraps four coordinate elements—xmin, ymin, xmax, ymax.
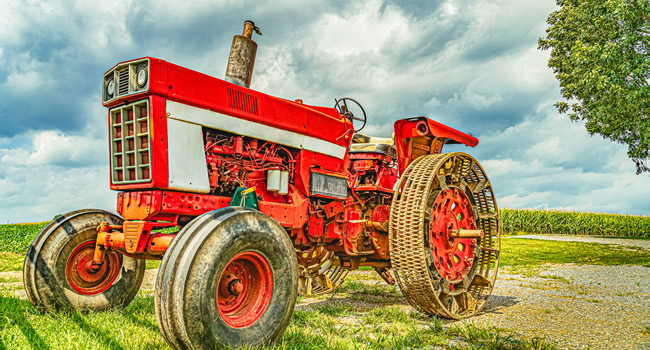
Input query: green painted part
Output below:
<box><xmin>229</xmin><ymin>187</ymin><xmax>260</xmax><ymax>210</ymax></box>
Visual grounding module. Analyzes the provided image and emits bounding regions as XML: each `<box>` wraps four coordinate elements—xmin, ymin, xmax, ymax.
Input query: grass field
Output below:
<box><xmin>1</xmin><ymin>222</ymin><xmax>649</xmax><ymax>349</ymax></box>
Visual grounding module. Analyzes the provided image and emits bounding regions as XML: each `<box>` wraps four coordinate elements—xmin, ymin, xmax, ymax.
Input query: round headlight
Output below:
<box><xmin>106</xmin><ymin>77</ymin><xmax>114</xmax><ymax>98</ymax></box>
<box><xmin>136</xmin><ymin>65</ymin><xmax>148</xmax><ymax>88</ymax></box>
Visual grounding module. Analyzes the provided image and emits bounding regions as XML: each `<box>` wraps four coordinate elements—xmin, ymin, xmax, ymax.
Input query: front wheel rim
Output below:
<box><xmin>66</xmin><ymin>240</ymin><xmax>121</xmax><ymax>295</ymax></box>
<box><xmin>216</xmin><ymin>251</ymin><xmax>273</xmax><ymax>328</ymax></box>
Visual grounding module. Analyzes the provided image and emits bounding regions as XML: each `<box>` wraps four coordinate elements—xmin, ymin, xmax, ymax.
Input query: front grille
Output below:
<box><xmin>117</xmin><ymin>69</ymin><xmax>129</xmax><ymax>96</ymax></box>
<box><xmin>110</xmin><ymin>99</ymin><xmax>151</xmax><ymax>184</ymax></box>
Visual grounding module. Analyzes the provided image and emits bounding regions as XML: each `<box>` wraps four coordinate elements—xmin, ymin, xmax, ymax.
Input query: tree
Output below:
<box><xmin>539</xmin><ymin>0</ymin><xmax>650</xmax><ymax>174</ymax></box>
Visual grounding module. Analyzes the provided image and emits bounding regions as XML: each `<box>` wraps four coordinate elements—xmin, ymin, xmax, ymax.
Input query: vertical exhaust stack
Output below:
<box><xmin>225</xmin><ymin>20</ymin><xmax>262</xmax><ymax>88</ymax></box>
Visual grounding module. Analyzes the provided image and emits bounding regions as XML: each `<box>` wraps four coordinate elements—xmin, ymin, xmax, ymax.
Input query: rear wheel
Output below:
<box><xmin>23</xmin><ymin>209</ymin><xmax>146</xmax><ymax>312</ymax></box>
<box><xmin>389</xmin><ymin>153</ymin><xmax>500</xmax><ymax>318</ymax></box>
<box><xmin>155</xmin><ymin>207</ymin><xmax>298</xmax><ymax>349</ymax></box>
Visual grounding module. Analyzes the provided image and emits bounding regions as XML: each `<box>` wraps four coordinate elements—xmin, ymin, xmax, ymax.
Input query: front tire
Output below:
<box><xmin>155</xmin><ymin>207</ymin><xmax>298</xmax><ymax>349</ymax></box>
<box><xmin>23</xmin><ymin>209</ymin><xmax>146</xmax><ymax>313</ymax></box>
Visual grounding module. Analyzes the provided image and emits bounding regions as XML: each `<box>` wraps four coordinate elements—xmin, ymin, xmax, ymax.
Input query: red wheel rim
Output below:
<box><xmin>429</xmin><ymin>188</ymin><xmax>477</xmax><ymax>282</ymax></box>
<box><xmin>66</xmin><ymin>241</ymin><xmax>121</xmax><ymax>295</ymax></box>
<box><xmin>217</xmin><ymin>251</ymin><xmax>273</xmax><ymax>328</ymax></box>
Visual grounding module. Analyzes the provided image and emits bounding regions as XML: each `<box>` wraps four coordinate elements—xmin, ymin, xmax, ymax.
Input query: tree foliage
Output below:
<box><xmin>539</xmin><ymin>0</ymin><xmax>650</xmax><ymax>174</ymax></box>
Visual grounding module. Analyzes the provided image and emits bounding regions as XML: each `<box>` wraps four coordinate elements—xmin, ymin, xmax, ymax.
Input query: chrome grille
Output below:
<box><xmin>110</xmin><ymin>99</ymin><xmax>151</xmax><ymax>184</ymax></box>
<box><xmin>117</xmin><ymin>69</ymin><xmax>129</xmax><ymax>96</ymax></box>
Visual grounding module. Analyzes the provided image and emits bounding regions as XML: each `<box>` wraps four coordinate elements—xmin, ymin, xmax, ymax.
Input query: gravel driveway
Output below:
<box><xmin>507</xmin><ymin>234</ymin><xmax>650</xmax><ymax>251</ymax></box>
<box><xmin>469</xmin><ymin>264</ymin><xmax>650</xmax><ymax>349</ymax></box>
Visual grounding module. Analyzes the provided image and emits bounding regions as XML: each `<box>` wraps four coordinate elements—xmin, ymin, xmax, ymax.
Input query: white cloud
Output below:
<box><xmin>307</xmin><ymin>0</ymin><xmax>412</xmax><ymax>57</ymax></box>
<box><xmin>6</xmin><ymin>70</ymin><xmax>41</xmax><ymax>92</ymax></box>
<box><xmin>0</xmin><ymin>163</ymin><xmax>114</xmax><ymax>224</ymax></box>
<box><xmin>1</xmin><ymin>130</ymin><xmax>104</xmax><ymax>167</ymax></box>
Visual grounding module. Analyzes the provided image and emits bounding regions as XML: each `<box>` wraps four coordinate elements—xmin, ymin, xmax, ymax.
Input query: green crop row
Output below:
<box><xmin>0</xmin><ymin>222</ymin><xmax>49</xmax><ymax>254</ymax></box>
<box><xmin>499</xmin><ymin>208</ymin><xmax>650</xmax><ymax>238</ymax></box>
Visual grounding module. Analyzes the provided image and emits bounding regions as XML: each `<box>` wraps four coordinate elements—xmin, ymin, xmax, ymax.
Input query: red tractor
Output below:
<box><xmin>24</xmin><ymin>21</ymin><xmax>501</xmax><ymax>349</ymax></box>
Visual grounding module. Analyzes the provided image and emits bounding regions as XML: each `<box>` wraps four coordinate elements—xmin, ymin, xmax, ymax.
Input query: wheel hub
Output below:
<box><xmin>429</xmin><ymin>187</ymin><xmax>478</xmax><ymax>282</ymax></box>
<box><xmin>216</xmin><ymin>251</ymin><xmax>273</xmax><ymax>328</ymax></box>
<box><xmin>66</xmin><ymin>241</ymin><xmax>121</xmax><ymax>295</ymax></box>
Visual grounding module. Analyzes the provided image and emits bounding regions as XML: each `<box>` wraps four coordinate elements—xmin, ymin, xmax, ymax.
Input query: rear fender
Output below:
<box><xmin>393</xmin><ymin>117</ymin><xmax>478</xmax><ymax>174</ymax></box>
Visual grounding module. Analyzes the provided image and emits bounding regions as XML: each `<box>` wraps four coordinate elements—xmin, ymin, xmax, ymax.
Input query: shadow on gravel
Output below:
<box><xmin>0</xmin><ymin>295</ymin><xmax>49</xmax><ymax>350</ymax></box>
<box><xmin>300</xmin><ymin>294</ymin><xmax>410</xmax><ymax>312</ymax></box>
<box><xmin>481</xmin><ymin>295</ymin><xmax>519</xmax><ymax>314</ymax></box>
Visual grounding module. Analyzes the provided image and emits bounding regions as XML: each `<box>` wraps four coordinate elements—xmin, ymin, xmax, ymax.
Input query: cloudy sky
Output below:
<box><xmin>0</xmin><ymin>0</ymin><xmax>647</xmax><ymax>223</ymax></box>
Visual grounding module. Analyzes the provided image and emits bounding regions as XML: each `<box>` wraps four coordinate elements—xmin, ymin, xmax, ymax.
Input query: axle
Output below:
<box><xmin>90</xmin><ymin>222</ymin><xmax>177</xmax><ymax>270</ymax></box>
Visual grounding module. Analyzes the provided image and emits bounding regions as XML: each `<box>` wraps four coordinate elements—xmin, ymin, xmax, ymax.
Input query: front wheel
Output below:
<box><xmin>155</xmin><ymin>207</ymin><xmax>298</xmax><ymax>349</ymax></box>
<box><xmin>23</xmin><ymin>209</ymin><xmax>146</xmax><ymax>313</ymax></box>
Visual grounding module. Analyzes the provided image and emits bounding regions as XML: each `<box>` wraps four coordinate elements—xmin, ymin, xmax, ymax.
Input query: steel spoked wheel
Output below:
<box><xmin>429</xmin><ymin>188</ymin><xmax>479</xmax><ymax>284</ymax></box>
<box><xmin>297</xmin><ymin>247</ymin><xmax>348</xmax><ymax>296</ymax></box>
<box><xmin>217</xmin><ymin>251</ymin><xmax>273</xmax><ymax>328</ymax></box>
<box><xmin>389</xmin><ymin>152</ymin><xmax>500</xmax><ymax>319</ymax></box>
<box><xmin>66</xmin><ymin>241</ymin><xmax>122</xmax><ymax>295</ymax></box>
<box><xmin>155</xmin><ymin>207</ymin><xmax>298</xmax><ymax>349</ymax></box>
<box><xmin>23</xmin><ymin>209</ymin><xmax>145</xmax><ymax>313</ymax></box>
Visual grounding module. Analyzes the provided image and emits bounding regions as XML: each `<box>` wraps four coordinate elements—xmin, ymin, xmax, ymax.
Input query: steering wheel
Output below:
<box><xmin>334</xmin><ymin>97</ymin><xmax>367</xmax><ymax>133</ymax></box>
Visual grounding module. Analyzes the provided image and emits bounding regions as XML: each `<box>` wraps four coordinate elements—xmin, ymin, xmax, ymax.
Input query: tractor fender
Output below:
<box><xmin>393</xmin><ymin>117</ymin><xmax>478</xmax><ymax>174</ymax></box>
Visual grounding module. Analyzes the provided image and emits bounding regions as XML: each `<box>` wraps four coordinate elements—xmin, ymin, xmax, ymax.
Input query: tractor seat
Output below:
<box><xmin>349</xmin><ymin>133</ymin><xmax>397</xmax><ymax>158</ymax></box>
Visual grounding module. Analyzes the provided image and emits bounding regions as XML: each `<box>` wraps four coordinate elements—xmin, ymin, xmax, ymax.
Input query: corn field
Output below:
<box><xmin>500</xmin><ymin>209</ymin><xmax>650</xmax><ymax>238</ymax></box>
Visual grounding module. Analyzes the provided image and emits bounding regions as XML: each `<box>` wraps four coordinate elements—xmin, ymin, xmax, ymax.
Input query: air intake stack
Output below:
<box><xmin>225</xmin><ymin>20</ymin><xmax>262</xmax><ymax>88</ymax></box>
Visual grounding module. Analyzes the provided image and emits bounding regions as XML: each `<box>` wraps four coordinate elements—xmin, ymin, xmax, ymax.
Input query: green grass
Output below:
<box><xmin>0</xmin><ymin>294</ymin><xmax>166</xmax><ymax>349</ymax></box>
<box><xmin>500</xmin><ymin>238</ymin><xmax>650</xmax><ymax>267</ymax></box>
<box><xmin>0</xmin><ymin>286</ymin><xmax>555</xmax><ymax>350</ymax></box>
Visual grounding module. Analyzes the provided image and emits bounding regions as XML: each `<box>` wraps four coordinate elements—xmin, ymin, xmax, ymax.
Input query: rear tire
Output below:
<box><xmin>23</xmin><ymin>209</ymin><xmax>146</xmax><ymax>313</ymax></box>
<box><xmin>155</xmin><ymin>207</ymin><xmax>298</xmax><ymax>349</ymax></box>
<box><xmin>389</xmin><ymin>153</ymin><xmax>501</xmax><ymax>319</ymax></box>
